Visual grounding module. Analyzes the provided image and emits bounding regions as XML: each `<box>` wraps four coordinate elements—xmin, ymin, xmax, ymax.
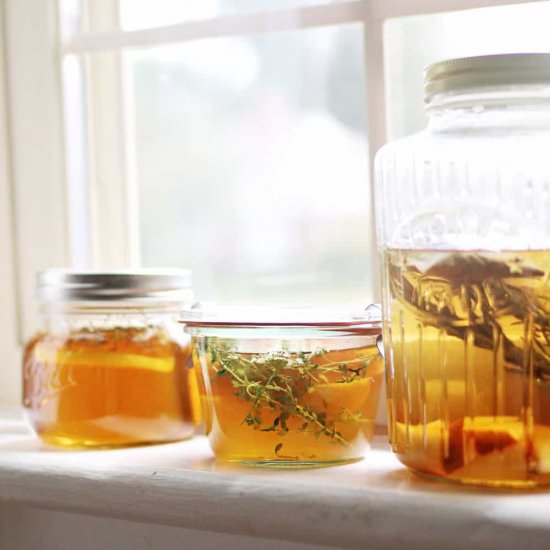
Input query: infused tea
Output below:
<box><xmin>384</xmin><ymin>249</ymin><xmax>550</xmax><ymax>486</ymax></box>
<box><xmin>195</xmin><ymin>340</ymin><xmax>384</xmax><ymax>466</ymax></box>
<box><xmin>23</xmin><ymin>326</ymin><xmax>199</xmax><ymax>447</ymax></box>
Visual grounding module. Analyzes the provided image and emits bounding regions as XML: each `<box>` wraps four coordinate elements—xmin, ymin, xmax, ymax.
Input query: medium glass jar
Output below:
<box><xmin>376</xmin><ymin>53</ymin><xmax>550</xmax><ymax>487</ymax></box>
<box><xmin>23</xmin><ymin>270</ymin><xmax>200</xmax><ymax>448</ymax></box>
<box><xmin>182</xmin><ymin>305</ymin><xmax>383</xmax><ymax>467</ymax></box>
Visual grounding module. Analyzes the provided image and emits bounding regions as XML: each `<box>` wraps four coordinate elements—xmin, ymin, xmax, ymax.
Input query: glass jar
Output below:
<box><xmin>376</xmin><ymin>53</ymin><xmax>550</xmax><ymax>487</ymax></box>
<box><xmin>182</xmin><ymin>305</ymin><xmax>383</xmax><ymax>467</ymax></box>
<box><xmin>23</xmin><ymin>270</ymin><xmax>200</xmax><ymax>448</ymax></box>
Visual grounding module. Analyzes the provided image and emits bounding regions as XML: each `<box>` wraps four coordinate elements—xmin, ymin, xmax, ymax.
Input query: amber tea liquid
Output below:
<box><xmin>384</xmin><ymin>249</ymin><xmax>550</xmax><ymax>487</ymax></box>
<box><xmin>23</xmin><ymin>326</ymin><xmax>199</xmax><ymax>447</ymax></box>
<box><xmin>198</xmin><ymin>343</ymin><xmax>384</xmax><ymax>466</ymax></box>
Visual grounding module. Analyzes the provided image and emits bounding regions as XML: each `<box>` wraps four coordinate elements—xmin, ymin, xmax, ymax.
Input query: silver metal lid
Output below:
<box><xmin>180</xmin><ymin>303</ymin><xmax>381</xmax><ymax>332</ymax></box>
<box><xmin>425</xmin><ymin>53</ymin><xmax>550</xmax><ymax>101</ymax></box>
<box><xmin>37</xmin><ymin>269</ymin><xmax>193</xmax><ymax>304</ymax></box>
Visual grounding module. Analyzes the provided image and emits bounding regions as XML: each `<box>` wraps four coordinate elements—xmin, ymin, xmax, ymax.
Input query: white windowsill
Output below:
<box><xmin>0</xmin><ymin>410</ymin><xmax>550</xmax><ymax>550</ymax></box>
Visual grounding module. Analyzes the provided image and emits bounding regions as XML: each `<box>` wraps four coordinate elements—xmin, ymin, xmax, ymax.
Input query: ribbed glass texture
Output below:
<box><xmin>376</xmin><ymin>87</ymin><xmax>550</xmax><ymax>487</ymax></box>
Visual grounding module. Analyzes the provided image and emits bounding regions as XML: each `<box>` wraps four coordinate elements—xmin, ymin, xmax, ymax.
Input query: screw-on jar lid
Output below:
<box><xmin>37</xmin><ymin>269</ymin><xmax>193</xmax><ymax>305</ymax></box>
<box><xmin>425</xmin><ymin>53</ymin><xmax>550</xmax><ymax>102</ymax></box>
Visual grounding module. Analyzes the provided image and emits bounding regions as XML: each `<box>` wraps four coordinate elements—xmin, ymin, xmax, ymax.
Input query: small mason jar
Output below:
<box><xmin>182</xmin><ymin>305</ymin><xmax>383</xmax><ymax>467</ymax></box>
<box><xmin>23</xmin><ymin>270</ymin><xmax>200</xmax><ymax>448</ymax></box>
<box><xmin>376</xmin><ymin>53</ymin><xmax>550</xmax><ymax>487</ymax></box>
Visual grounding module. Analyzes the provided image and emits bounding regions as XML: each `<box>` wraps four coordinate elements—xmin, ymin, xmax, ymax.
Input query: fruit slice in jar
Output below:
<box><xmin>396</xmin><ymin>416</ymin><xmax>524</xmax><ymax>477</ymax></box>
<box><xmin>307</xmin><ymin>377</ymin><xmax>373</xmax><ymax>416</ymax></box>
<box><xmin>33</xmin><ymin>343</ymin><xmax>175</xmax><ymax>373</ymax></box>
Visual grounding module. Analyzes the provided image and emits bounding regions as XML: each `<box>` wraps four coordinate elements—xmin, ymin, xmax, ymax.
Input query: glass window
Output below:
<box><xmin>385</xmin><ymin>1</ymin><xmax>550</xmax><ymax>140</ymax></box>
<box><xmin>125</xmin><ymin>25</ymin><xmax>373</xmax><ymax>305</ymax></box>
<box><xmin>59</xmin><ymin>0</ymin><xmax>82</xmax><ymax>39</ymax></box>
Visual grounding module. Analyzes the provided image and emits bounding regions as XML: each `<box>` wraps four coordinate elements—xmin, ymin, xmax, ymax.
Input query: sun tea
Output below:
<box><xmin>384</xmin><ymin>249</ymin><xmax>550</xmax><ymax>486</ymax></box>
<box><xmin>23</xmin><ymin>325</ymin><xmax>199</xmax><ymax>447</ymax></box>
<box><xmin>195</xmin><ymin>339</ymin><xmax>384</xmax><ymax>466</ymax></box>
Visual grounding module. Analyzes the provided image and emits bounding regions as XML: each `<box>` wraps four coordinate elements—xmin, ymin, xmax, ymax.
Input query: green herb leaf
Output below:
<box><xmin>207</xmin><ymin>342</ymin><xmax>375</xmax><ymax>446</ymax></box>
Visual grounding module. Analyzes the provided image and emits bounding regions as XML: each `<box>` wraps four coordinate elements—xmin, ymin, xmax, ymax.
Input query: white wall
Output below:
<box><xmin>0</xmin><ymin>0</ymin><xmax>21</xmax><ymax>405</ymax></box>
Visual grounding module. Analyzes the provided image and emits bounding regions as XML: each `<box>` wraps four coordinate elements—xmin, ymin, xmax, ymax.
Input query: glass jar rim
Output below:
<box><xmin>180</xmin><ymin>303</ymin><xmax>382</xmax><ymax>332</ymax></box>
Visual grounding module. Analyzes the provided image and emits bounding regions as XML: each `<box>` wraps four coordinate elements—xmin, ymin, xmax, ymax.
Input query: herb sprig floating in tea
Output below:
<box><xmin>207</xmin><ymin>342</ymin><xmax>378</xmax><ymax>448</ymax></box>
<box><xmin>390</xmin><ymin>252</ymin><xmax>550</xmax><ymax>382</ymax></box>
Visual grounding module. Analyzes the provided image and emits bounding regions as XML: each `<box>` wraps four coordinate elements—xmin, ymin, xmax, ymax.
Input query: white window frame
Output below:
<box><xmin>58</xmin><ymin>0</ymin><xmax>545</xmax><ymax>274</ymax></box>
<box><xmin>0</xmin><ymin>1</ymin><xmax>19</xmax><ymax>405</ymax></box>
<box><xmin>0</xmin><ymin>0</ymin><xmax>69</xmax><ymax>405</ymax></box>
<box><xmin>0</xmin><ymin>0</ymin><xmax>543</xmax><ymax>405</ymax></box>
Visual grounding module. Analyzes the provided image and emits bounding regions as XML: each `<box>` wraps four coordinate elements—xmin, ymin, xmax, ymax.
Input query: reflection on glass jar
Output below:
<box><xmin>23</xmin><ymin>270</ymin><xmax>200</xmax><ymax>448</ymax></box>
<box><xmin>183</xmin><ymin>306</ymin><xmax>383</xmax><ymax>467</ymax></box>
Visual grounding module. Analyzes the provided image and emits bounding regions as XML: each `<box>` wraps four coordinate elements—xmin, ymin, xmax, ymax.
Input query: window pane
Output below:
<box><xmin>385</xmin><ymin>1</ymin><xmax>550</xmax><ymax>140</ymax></box>
<box><xmin>59</xmin><ymin>0</ymin><xmax>82</xmax><ymax>39</ymax></box>
<box><xmin>119</xmin><ymin>0</ymin><xmax>352</xmax><ymax>30</ymax></box>
<box><xmin>126</xmin><ymin>25</ymin><xmax>373</xmax><ymax>305</ymax></box>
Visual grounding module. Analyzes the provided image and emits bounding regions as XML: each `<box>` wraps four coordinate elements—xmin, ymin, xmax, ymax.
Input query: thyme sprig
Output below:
<box><xmin>207</xmin><ymin>341</ymin><xmax>378</xmax><ymax>448</ymax></box>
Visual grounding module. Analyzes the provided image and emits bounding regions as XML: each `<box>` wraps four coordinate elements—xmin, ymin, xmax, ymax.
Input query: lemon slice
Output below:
<box><xmin>395</xmin><ymin>416</ymin><xmax>524</xmax><ymax>475</ymax></box>
<box><xmin>464</xmin><ymin>416</ymin><xmax>524</xmax><ymax>439</ymax></box>
<box><xmin>309</xmin><ymin>377</ymin><xmax>373</xmax><ymax>414</ymax></box>
<box><xmin>34</xmin><ymin>345</ymin><xmax>175</xmax><ymax>373</ymax></box>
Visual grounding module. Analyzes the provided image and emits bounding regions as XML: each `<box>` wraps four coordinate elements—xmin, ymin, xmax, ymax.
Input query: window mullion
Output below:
<box><xmin>84</xmin><ymin>0</ymin><xmax>139</xmax><ymax>269</ymax></box>
<box><xmin>362</xmin><ymin>14</ymin><xmax>386</xmax><ymax>423</ymax></box>
<box><xmin>62</xmin><ymin>1</ymin><xmax>368</xmax><ymax>54</ymax></box>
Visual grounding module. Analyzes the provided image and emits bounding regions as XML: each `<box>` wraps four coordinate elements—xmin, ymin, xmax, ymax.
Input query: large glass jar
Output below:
<box><xmin>182</xmin><ymin>305</ymin><xmax>383</xmax><ymax>467</ymax></box>
<box><xmin>23</xmin><ymin>270</ymin><xmax>200</xmax><ymax>448</ymax></box>
<box><xmin>375</xmin><ymin>54</ymin><xmax>550</xmax><ymax>487</ymax></box>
